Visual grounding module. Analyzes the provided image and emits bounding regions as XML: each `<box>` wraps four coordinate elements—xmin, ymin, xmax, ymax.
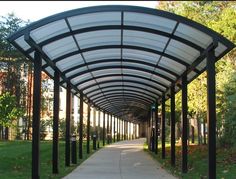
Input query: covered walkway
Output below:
<box><xmin>8</xmin><ymin>5</ymin><xmax>235</xmax><ymax>179</ymax></box>
<box><xmin>63</xmin><ymin>138</ymin><xmax>176</xmax><ymax>179</ymax></box>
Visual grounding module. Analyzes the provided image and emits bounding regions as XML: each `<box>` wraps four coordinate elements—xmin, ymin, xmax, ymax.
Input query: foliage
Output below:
<box><xmin>0</xmin><ymin>92</ymin><xmax>25</xmax><ymax>127</ymax></box>
<box><xmin>159</xmin><ymin>1</ymin><xmax>236</xmax><ymax>146</ymax></box>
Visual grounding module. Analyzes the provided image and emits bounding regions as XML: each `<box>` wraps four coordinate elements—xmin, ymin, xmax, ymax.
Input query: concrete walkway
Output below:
<box><xmin>63</xmin><ymin>138</ymin><xmax>177</xmax><ymax>179</ymax></box>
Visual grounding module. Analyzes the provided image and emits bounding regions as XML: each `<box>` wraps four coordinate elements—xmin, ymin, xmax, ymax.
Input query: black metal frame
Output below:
<box><xmin>8</xmin><ymin>6</ymin><xmax>234</xmax><ymax>117</ymax></box>
<box><xmin>7</xmin><ymin>5</ymin><xmax>235</xmax><ymax>179</ymax></box>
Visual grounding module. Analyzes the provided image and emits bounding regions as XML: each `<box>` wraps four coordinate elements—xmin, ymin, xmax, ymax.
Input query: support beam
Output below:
<box><xmin>155</xmin><ymin>102</ymin><xmax>158</xmax><ymax>154</ymax></box>
<box><xmin>52</xmin><ymin>71</ymin><xmax>59</xmax><ymax>174</ymax></box>
<box><xmin>103</xmin><ymin>112</ymin><xmax>105</xmax><ymax>146</ymax></box>
<box><xmin>121</xmin><ymin>120</ymin><xmax>123</xmax><ymax>140</ymax></box>
<box><xmin>117</xmin><ymin>117</ymin><xmax>119</xmax><ymax>141</ymax></box>
<box><xmin>114</xmin><ymin>116</ymin><xmax>116</xmax><ymax>143</ymax></box>
<box><xmin>107</xmin><ymin>114</ymin><xmax>110</xmax><ymax>144</ymax></box>
<box><xmin>110</xmin><ymin>115</ymin><xmax>113</xmax><ymax>143</ymax></box>
<box><xmin>79</xmin><ymin>93</ymin><xmax>83</xmax><ymax>159</ymax></box>
<box><xmin>32</xmin><ymin>51</ymin><xmax>42</xmax><ymax>179</ymax></box>
<box><xmin>171</xmin><ymin>86</ymin><xmax>176</xmax><ymax>166</ymax></box>
<box><xmin>182</xmin><ymin>74</ymin><xmax>188</xmax><ymax>173</ymax></box>
<box><xmin>65</xmin><ymin>84</ymin><xmax>71</xmax><ymax>167</ymax></box>
<box><xmin>161</xmin><ymin>95</ymin><xmax>165</xmax><ymax>159</ymax></box>
<box><xmin>97</xmin><ymin>111</ymin><xmax>100</xmax><ymax>148</ymax></box>
<box><xmin>93</xmin><ymin>108</ymin><xmax>97</xmax><ymax>150</ymax></box>
<box><xmin>151</xmin><ymin>109</ymin><xmax>155</xmax><ymax>152</ymax></box>
<box><xmin>87</xmin><ymin>104</ymin><xmax>91</xmax><ymax>154</ymax></box>
<box><xmin>207</xmin><ymin>49</ymin><xmax>216</xmax><ymax>179</ymax></box>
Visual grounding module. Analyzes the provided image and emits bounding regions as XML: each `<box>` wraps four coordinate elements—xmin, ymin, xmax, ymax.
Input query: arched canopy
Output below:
<box><xmin>8</xmin><ymin>5</ymin><xmax>235</xmax><ymax>122</ymax></box>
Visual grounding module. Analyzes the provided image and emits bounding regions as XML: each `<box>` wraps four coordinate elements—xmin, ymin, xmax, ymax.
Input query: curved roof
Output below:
<box><xmin>8</xmin><ymin>5</ymin><xmax>235</xmax><ymax>122</ymax></box>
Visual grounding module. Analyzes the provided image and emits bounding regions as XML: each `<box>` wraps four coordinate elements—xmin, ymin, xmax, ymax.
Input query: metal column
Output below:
<box><xmin>79</xmin><ymin>93</ymin><xmax>83</xmax><ymax>159</ymax></box>
<box><xmin>93</xmin><ymin>108</ymin><xmax>97</xmax><ymax>150</ymax></box>
<box><xmin>182</xmin><ymin>74</ymin><xmax>188</xmax><ymax>173</ymax></box>
<box><xmin>107</xmin><ymin>114</ymin><xmax>110</xmax><ymax>144</ymax></box>
<box><xmin>32</xmin><ymin>51</ymin><xmax>42</xmax><ymax>179</ymax></box>
<box><xmin>155</xmin><ymin>102</ymin><xmax>158</xmax><ymax>154</ymax></box>
<box><xmin>114</xmin><ymin>116</ymin><xmax>116</xmax><ymax>143</ymax></box>
<box><xmin>161</xmin><ymin>95</ymin><xmax>165</xmax><ymax>159</ymax></box>
<box><xmin>102</xmin><ymin>112</ymin><xmax>105</xmax><ymax>146</ymax></box>
<box><xmin>207</xmin><ymin>49</ymin><xmax>216</xmax><ymax>179</ymax></box>
<box><xmin>110</xmin><ymin>115</ymin><xmax>113</xmax><ymax>143</ymax></box>
<box><xmin>171</xmin><ymin>86</ymin><xmax>176</xmax><ymax>166</ymax></box>
<box><xmin>97</xmin><ymin>111</ymin><xmax>100</xmax><ymax>148</ymax></box>
<box><xmin>52</xmin><ymin>71</ymin><xmax>59</xmax><ymax>173</ymax></box>
<box><xmin>65</xmin><ymin>84</ymin><xmax>71</xmax><ymax>167</ymax></box>
<box><xmin>87</xmin><ymin>104</ymin><xmax>91</xmax><ymax>154</ymax></box>
<box><xmin>117</xmin><ymin>117</ymin><xmax>119</xmax><ymax>141</ymax></box>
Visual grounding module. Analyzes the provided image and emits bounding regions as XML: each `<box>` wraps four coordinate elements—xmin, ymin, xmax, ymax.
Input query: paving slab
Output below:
<box><xmin>63</xmin><ymin>138</ymin><xmax>177</xmax><ymax>179</ymax></box>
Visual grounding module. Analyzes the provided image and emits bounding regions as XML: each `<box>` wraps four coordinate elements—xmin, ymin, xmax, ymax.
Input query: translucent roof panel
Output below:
<box><xmin>123</xmin><ymin>49</ymin><xmax>160</xmax><ymax>64</ymax></box>
<box><xmin>83</xmin><ymin>48</ymin><xmax>121</xmax><ymax>62</ymax></box>
<box><xmin>159</xmin><ymin>56</ymin><xmax>186</xmax><ymax>75</ymax></box>
<box><xmin>123</xmin><ymin>30</ymin><xmax>168</xmax><ymax>51</ymax></box>
<box><xmin>75</xmin><ymin>30</ymin><xmax>121</xmax><ymax>49</ymax></box>
<box><xmin>15</xmin><ymin>36</ymin><xmax>31</xmax><ymax>50</ymax></box>
<box><xmin>56</xmin><ymin>54</ymin><xmax>84</xmax><ymax>71</ymax></box>
<box><xmin>166</xmin><ymin>39</ymin><xmax>200</xmax><ymax>64</ymax></box>
<box><xmin>42</xmin><ymin>36</ymin><xmax>78</xmax><ymax>60</ymax></box>
<box><xmin>174</xmin><ymin>23</ymin><xmax>213</xmax><ymax>49</ymax></box>
<box><xmin>8</xmin><ymin>5</ymin><xmax>234</xmax><ymax>120</ymax></box>
<box><xmin>124</xmin><ymin>12</ymin><xmax>177</xmax><ymax>33</ymax></box>
<box><xmin>30</xmin><ymin>19</ymin><xmax>69</xmax><ymax>43</ymax></box>
<box><xmin>67</xmin><ymin>12</ymin><xmax>121</xmax><ymax>30</ymax></box>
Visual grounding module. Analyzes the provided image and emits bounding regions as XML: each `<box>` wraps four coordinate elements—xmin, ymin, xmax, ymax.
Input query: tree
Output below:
<box><xmin>0</xmin><ymin>92</ymin><xmax>25</xmax><ymax>139</ymax></box>
<box><xmin>158</xmin><ymin>1</ymin><xmax>236</xmax><ymax>146</ymax></box>
<box><xmin>0</xmin><ymin>13</ymin><xmax>32</xmax><ymax>140</ymax></box>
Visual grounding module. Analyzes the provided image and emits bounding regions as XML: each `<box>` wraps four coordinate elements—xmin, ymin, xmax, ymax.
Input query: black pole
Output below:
<box><xmin>107</xmin><ymin>114</ymin><xmax>110</xmax><ymax>144</ymax></box>
<box><xmin>52</xmin><ymin>71</ymin><xmax>59</xmax><ymax>173</ymax></box>
<box><xmin>182</xmin><ymin>74</ymin><xmax>188</xmax><ymax>173</ymax></box>
<box><xmin>32</xmin><ymin>51</ymin><xmax>42</xmax><ymax>179</ymax></box>
<box><xmin>161</xmin><ymin>95</ymin><xmax>165</xmax><ymax>159</ymax></box>
<box><xmin>155</xmin><ymin>103</ymin><xmax>158</xmax><ymax>154</ymax></box>
<box><xmin>110</xmin><ymin>115</ymin><xmax>113</xmax><ymax>143</ymax></box>
<box><xmin>71</xmin><ymin>135</ymin><xmax>77</xmax><ymax>164</ymax></box>
<box><xmin>93</xmin><ymin>108</ymin><xmax>97</xmax><ymax>151</ymax></box>
<box><xmin>97</xmin><ymin>111</ymin><xmax>100</xmax><ymax>148</ymax></box>
<box><xmin>191</xmin><ymin>126</ymin><xmax>194</xmax><ymax>144</ymax></box>
<box><xmin>87</xmin><ymin>104</ymin><xmax>90</xmax><ymax>154</ymax></box>
<box><xmin>113</xmin><ymin>116</ymin><xmax>116</xmax><ymax>142</ymax></box>
<box><xmin>171</xmin><ymin>86</ymin><xmax>176</xmax><ymax>166</ymax></box>
<box><xmin>79</xmin><ymin>93</ymin><xmax>83</xmax><ymax>159</ymax></box>
<box><xmin>103</xmin><ymin>112</ymin><xmax>105</xmax><ymax>146</ymax></box>
<box><xmin>65</xmin><ymin>83</ymin><xmax>71</xmax><ymax>167</ymax></box>
<box><xmin>151</xmin><ymin>109</ymin><xmax>155</xmax><ymax>152</ymax></box>
<box><xmin>207</xmin><ymin>48</ymin><xmax>216</xmax><ymax>179</ymax></box>
<box><xmin>117</xmin><ymin>118</ymin><xmax>119</xmax><ymax>141</ymax></box>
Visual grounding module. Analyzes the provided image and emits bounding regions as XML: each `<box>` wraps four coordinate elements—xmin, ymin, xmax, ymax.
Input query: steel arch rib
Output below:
<box><xmin>73</xmin><ymin>71</ymin><xmax>169</xmax><ymax>90</ymax></box>
<box><xmin>92</xmin><ymin>93</ymin><xmax>154</xmax><ymax>104</ymax></box>
<box><xmin>85</xmin><ymin>84</ymin><xmax>160</xmax><ymax>98</ymax></box>
<box><xmin>90</xmin><ymin>89</ymin><xmax>156</xmax><ymax>101</ymax></box>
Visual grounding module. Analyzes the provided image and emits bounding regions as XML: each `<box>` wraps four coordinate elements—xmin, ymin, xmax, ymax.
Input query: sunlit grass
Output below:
<box><xmin>144</xmin><ymin>141</ymin><xmax>236</xmax><ymax>179</ymax></box>
<box><xmin>0</xmin><ymin>140</ymin><xmax>104</xmax><ymax>179</ymax></box>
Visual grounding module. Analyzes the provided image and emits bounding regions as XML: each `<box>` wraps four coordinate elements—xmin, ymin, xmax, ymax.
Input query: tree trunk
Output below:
<box><xmin>27</xmin><ymin>64</ymin><xmax>33</xmax><ymax>140</ymax></box>
<box><xmin>197</xmin><ymin>117</ymin><xmax>202</xmax><ymax>145</ymax></box>
<box><xmin>203</xmin><ymin>118</ymin><xmax>207</xmax><ymax>145</ymax></box>
<box><xmin>5</xmin><ymin>127</ymin><xmax>9</xmax><ymax>140</ymax></box>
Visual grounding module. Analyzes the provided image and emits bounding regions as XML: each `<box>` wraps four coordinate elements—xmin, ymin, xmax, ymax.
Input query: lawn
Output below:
<box><xmin>144</xmin><ymin>142</ymin><xmax>236</xmax><ymax>179</ymax></box>
<box><xmin>0</xmin><ymin>140</ymin><xmax>103</xmax><ymax>179</ymax></box>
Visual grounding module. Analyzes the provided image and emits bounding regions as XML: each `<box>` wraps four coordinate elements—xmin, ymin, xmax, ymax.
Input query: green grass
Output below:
<box><xmin>144</xmin><ymin>142</ymin><xmax>236</xmax><ymax>179</ymax></box>
<box><xmin>0</xmin><ymin>140</ymin><xmax>104</xmax><ymax>179</ymax></box>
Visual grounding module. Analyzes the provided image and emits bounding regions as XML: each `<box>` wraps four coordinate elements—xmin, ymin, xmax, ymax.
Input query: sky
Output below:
<box><xmin>0</xmin><ymin>1</ymin><xmax>158</xmax><ymax>22</ymax></box>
